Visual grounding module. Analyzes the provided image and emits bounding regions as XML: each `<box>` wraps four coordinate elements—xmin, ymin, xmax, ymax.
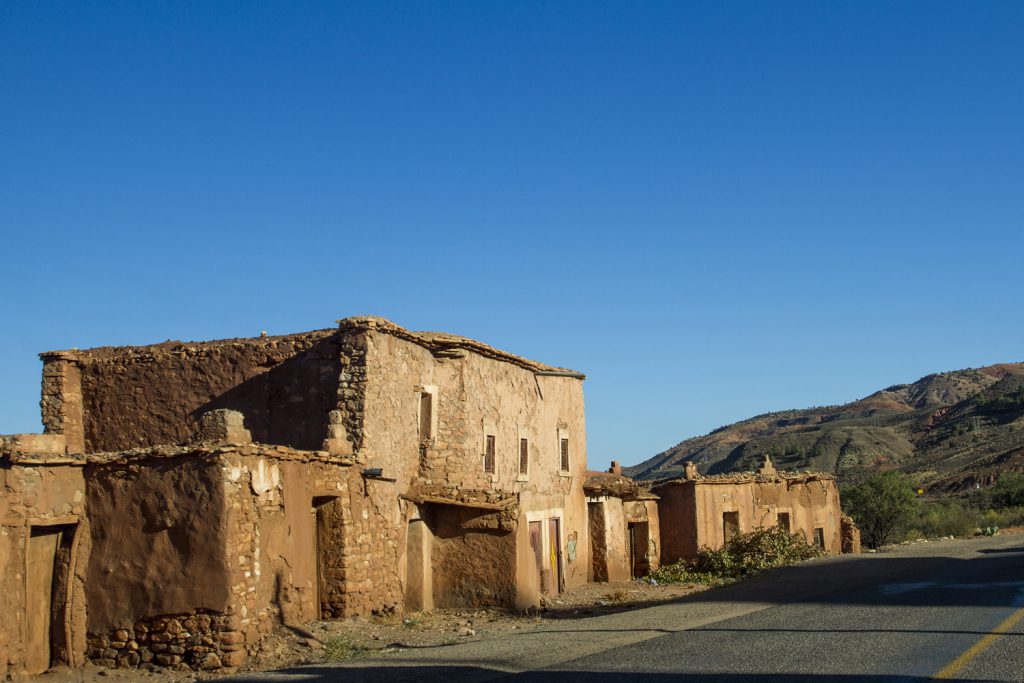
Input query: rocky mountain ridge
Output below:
<box><xmin>625</xmin><ymin>362</ymin><xmax>1024</xmax><ymax>492</ymax></box>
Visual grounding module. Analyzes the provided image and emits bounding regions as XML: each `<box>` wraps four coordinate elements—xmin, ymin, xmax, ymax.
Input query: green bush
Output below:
<box><xmin>911</xmin><ymin>499</ymin><xmax>977</xmax><ymax>539</ymax></box>
<box><xmin>991</xmin><ymin>472</ymin><xmax>1024</xmax><ymax>508</ymax></box>
<box><xmin>978</xmin><ymin>506</ymin><xmax>1024</xmax><ymax>529</ymax></box>
<box><xmin>842</xmin><ymin>472</ymin><xmax>919</xmax><ymax>549</ymax></box>
<box><xmin>647</xmin><ymin>525</ymin><xmax>822</xmax><ymax>584</ymax></box>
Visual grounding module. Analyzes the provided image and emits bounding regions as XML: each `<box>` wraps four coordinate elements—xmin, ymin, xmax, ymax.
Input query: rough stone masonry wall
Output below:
<box><xmin>326</xmin><ymin>329</ymin><xmax>369</xmax><ymax>456</ymax></box>
<box><xmin>46</xmin><ymin>330</ymin><xmax>340</xmax><ymax>453</ymax></box>
<box><xmin>85</xmin><ymin>611</ymin><xmax>244</xmax><ymax>671</ymax></box>
<box><xmin>357</xmin><ymin>326</ymin><xmax>592</xmax><ymax>601</ymax></box>
<box><xmin>40</xmin><ymin>358</ymin><xmax>85</xmax><ymax>453</ymax></box>
<box><xmin>221</xmin><ymin>448</ymin><xmax>403</xmax><ymax>645</ymax></box>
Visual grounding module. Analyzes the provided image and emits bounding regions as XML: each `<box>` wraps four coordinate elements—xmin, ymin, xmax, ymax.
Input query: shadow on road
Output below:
<box><xmin>226</xmin><ymin>664</ymin><xmax>990</xmax><ymax>683</ymax></box>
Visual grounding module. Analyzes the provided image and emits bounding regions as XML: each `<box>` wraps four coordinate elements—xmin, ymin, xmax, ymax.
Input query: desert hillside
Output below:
<box><xmin>625</xmin><ymin>363</ymin><xmax>1024</xmax><ymax>492</ymax></box>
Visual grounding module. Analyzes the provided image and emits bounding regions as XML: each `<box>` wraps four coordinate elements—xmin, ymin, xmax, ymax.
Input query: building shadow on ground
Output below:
<box><xmin>226</xmin><ymin>664</ymin><xmax>987</xmax><ymax>683</ymax></box>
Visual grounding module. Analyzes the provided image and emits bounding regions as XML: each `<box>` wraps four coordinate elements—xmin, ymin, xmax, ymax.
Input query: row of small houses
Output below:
<box><xmin>0</xmin><ymin>317</ymin><xmax>854</xmax><ymax>676</ymax></box>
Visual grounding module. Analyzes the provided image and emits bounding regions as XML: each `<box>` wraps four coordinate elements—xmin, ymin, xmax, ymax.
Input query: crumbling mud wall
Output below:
<box><xmin>841</xmin><ymin>514</ymin><xmax>862</xmax><ymax>553</ymax></box>
<box><xmin>624</xmin><ymin>498</ymin><xmax>661</xmax><ymax>575</ymax></box>
<box><xmin>221</xmin><ymin>448</ymin><xmax>403</xmax><ymax>644</ymax></box>
<box><xmin>429</xmin><ymin>505</ymin><xmax>517</xmax><ymax>608</ymax></box>
<box><xmin>85</xmin><ymin>453</ymin><xmax>231</xmax><ymax>635</ymax></box>
<box><xmin>42</xmin><ymin>330</ymin><xmax>341</xmax><ymax>453</ymax></box>
<box><xmin>0</xmin><ymin>437</ymin><xmax>89</xmax><ymax>677</ymax></box>
<box><xmin>594</xmin><ymin>497</ymin><xmax>631</xmax><ymax>582</ymax></box>
<box><xmin>587</xmin><ymin>502</ymin><xmax>608</xmax><ymax>582</ymax></box>
<box><xmin>653</xmin><ymin>482</ymin><xmax>699</xmax><ymax>564</ymax></box>
<box><xmin>672</xmin><ymin>474</ymin><xmax>841</xmax><ymax>558</ymax></box>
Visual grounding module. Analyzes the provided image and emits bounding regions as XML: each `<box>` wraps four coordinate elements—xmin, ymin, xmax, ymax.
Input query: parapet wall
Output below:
<box><xmin>42</xmin><ymin>330</ymin><xmax>341</xmax><ymax>453</ymax></box>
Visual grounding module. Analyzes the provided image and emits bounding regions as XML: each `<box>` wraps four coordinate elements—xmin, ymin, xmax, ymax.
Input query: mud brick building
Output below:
<box><xmin>584</xmin><ymin>462</ymin><xmax>660</xmax><ymax>583</ymax></box>
<box><xmin>652</xmin><ymin>456</ymin><xmax>846</xmax><ymax>562</ymax></box>
<box><xmin>1</xmin><ymin>316</ymin><xmax>606</xmax><ymax>676</ymax></box>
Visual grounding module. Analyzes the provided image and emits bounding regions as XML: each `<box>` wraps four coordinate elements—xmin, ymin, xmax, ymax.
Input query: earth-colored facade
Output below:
<box><xmin>652</xmin><ymin>457</ymin><xmax>845</xmax><ymax>562</ymax></box>
<box><xmin>1</xmin><ymin>316</ymin><xmax>597</xmax><ymax>676</ymax></box>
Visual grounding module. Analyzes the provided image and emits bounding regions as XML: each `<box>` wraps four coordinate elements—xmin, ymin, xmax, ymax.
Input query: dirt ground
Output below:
<box><xmin>26</xmin><ymin>579</ymin><xmax>705</xmax><ymax>683</ymax></box>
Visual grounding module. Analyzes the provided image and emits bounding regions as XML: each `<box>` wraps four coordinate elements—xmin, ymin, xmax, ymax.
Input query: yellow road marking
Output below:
<box><xmin>935</xmin><ymin>605</ymin><xmax>1024</xmax><ymax>679</ymax></box>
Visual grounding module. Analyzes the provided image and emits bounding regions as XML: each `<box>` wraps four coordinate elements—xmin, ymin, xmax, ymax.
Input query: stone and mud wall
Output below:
<box><xmin>624</xmin><ymin>498</ymin><xmax>661</xmax><ymax>576</ymax></box>
<box><xmin>84</xmin><ymin>451</ymin><xmax>233</xmax><ymax>670</ymax></box>
<box><xmin>358</xmin><ymin>324</ymin><xmax>591</xmax><ymax>607</ymax></box>
<box><xmin>427</xmin><ymin>505</ymin><xmax>517</xmax><ymax>608</ymax></box>
<box><xmin>0</xmin><ymin>436</ymin><xmax>88</xmax><ymax>677</ymax></box>
<box><xmin>655</xmin><ymin>475</ymin><xmax>843</xmax><ymax>564</ymax></box>
<box><xmin>42</xmin><ymin>330</ymin><xmax>341</xmax><ymax>454</ymax></box>
<box><xmin>221</xmin><ymin>449</ymin><xmax>405</xmax><ymax>635</ymax></box>
<box><xmin>653</xmin><ymin>482</ymin><xmax>699</xmax><ymax>565</ymax></box>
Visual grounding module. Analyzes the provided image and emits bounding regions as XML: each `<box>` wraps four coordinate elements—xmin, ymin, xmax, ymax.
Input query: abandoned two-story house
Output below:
<box><xmin>2</xmin><ymin>316</ymin><xmax>652</xmax><ymax>676</ymax></box>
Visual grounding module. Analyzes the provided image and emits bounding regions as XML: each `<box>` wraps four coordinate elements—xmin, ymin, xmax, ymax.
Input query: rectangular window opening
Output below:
<box><xmin>813</xmin><ymin>527</ymin><xmax>825</xmax><ymax>550</ymax></box>
<box><xmin>419</xmin><ymin>391</ymin><xmax>433</xmax><ymax>443</ymax></box>
<box><xmin>777</xmin><ymin>512</ymin><xmax>791</xmax><ymax>532</ymax></box>
<box><xmin>519</xmin><ymin>437</ymin><xmax>529</xmax><ymax>476</ymax></box>
<box><xmin>484</xmin><ymin>435</ymin><xmax>496</xmax><ymax>474</ymax></box>
<box><xmin>559</xmin><ymin>437</ymin><xmax>570</xmax><ymax>472</ymax></box>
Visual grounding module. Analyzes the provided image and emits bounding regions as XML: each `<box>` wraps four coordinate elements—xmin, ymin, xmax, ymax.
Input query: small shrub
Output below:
<box><xmin>646</xmin><ymin>525</ymin><xmax>822</xmax><ymax>584</ymax></box>
<box><xmin>991</xmin><ymin>472</ymin><xmax>1024</xmax><ymax>508</ymax></box>
<box><xmin>645</xmin><ymin>563</ymin><xmax>726</xmax><ymax>586</ymax></box>
<box><xmin>912</xmin><ymin>499</ymin><xmax>977</xmax><ymax>539</ymax></box>
<box><xmin>322</xmin><ymin>637</ymin><xmax>364</xmax><ymax>661</ymax></box>
<box><xmin>978</xmin><ymin>506</ymin><xmax>1024</xmax><ymax>530</ymax></box>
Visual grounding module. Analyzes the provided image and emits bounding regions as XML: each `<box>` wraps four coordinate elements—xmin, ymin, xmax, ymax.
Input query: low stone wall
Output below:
<box><xmin>86</xmin><ymin>611</ymin><xmax>245</xmax><ymax>671</ymax></box>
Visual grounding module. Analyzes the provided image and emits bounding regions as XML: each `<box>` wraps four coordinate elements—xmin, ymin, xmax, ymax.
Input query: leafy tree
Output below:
<box><xmin>842</xmin><ymin>472</ymin><xmax>918</xmax><ymax>549</ymax></box>
<box><xmin>991</xmin><ymin>472</ymin><xmax>1024</xmax><ymax>509</ymax></box>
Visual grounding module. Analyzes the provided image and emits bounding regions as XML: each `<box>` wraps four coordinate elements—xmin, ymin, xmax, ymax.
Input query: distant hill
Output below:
<box><xmin>625</xmin><ymin>363</ymin><xmax>1024</xmax><ymax>492</ymax></box>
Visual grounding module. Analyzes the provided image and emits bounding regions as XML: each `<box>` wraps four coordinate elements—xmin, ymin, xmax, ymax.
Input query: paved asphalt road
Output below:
<box><xmin>229</xmin><ymin>534</ymin><xmax>1024</xmax><ymax>683</ymax></box>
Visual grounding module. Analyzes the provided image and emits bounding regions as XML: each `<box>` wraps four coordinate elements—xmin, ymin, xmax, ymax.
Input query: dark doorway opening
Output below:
<box><xmin>723</xmin><ymin>511</ymin><xmax>740</xmax><ymax>544</ymax></box>
<box><xmin>313</xmin><ymin>496</ymin><xmax>343</xmax><ymax>619</ymax></box>
<box><xmin>587</xmin><ymin>503</ymin><xmax>608</xmax><ymax>582</ymax></box>
<box><xmin>628</xmin><ymin>522</ymin><xmax>650</xmax><ymax>578</ymax></box>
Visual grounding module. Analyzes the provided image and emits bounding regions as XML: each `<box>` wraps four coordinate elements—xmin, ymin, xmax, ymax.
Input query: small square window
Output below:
<box><xmin>483</xmin><ymin>435</ymin><xmax>496</xmax><ymax>474</ymax></box>
<box><xmin>519</xmin><ymin>438</ymin><xmax>529</xmax><ymax>476</ymax></box>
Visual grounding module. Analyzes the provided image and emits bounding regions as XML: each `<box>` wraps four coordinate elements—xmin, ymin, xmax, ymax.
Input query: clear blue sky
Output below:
<box><xmin>2</xmin><ymin>1</ymin><xmax>1022</xmax><ymax>470</ymax></box>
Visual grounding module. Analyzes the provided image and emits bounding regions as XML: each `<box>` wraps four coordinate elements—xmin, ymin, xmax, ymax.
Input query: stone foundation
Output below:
<box><xmin>86</xmin><ymin>611</ymin><xmax>245</xmax><ymax>671</ymax></box>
